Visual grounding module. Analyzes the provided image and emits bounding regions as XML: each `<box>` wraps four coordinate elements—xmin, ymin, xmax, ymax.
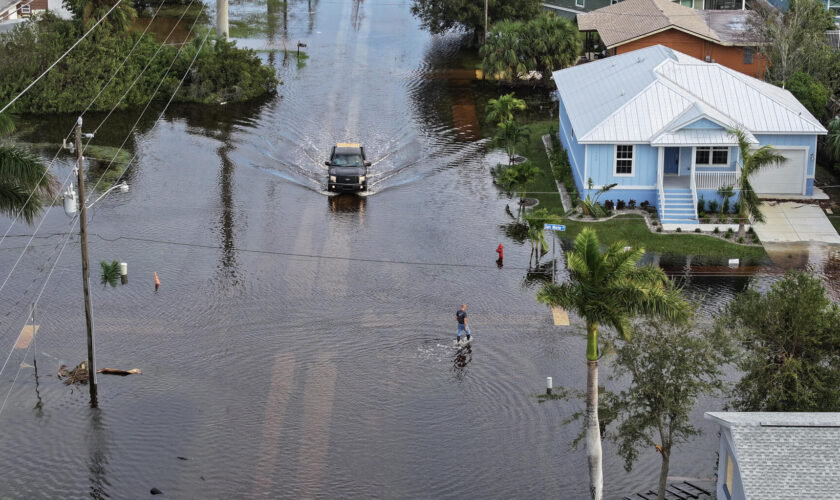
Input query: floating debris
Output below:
<box><xmin>96</xmin><ymin>368</ymin><xmax>141</xmax><ymax>376</ymax></box>
<box><xmin>58</xmin><ymin>361</ymin><xmax>89</xmax><ymax>385</ymax></box>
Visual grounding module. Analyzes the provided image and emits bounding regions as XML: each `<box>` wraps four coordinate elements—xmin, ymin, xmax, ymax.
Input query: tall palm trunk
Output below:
<box><xmin>738</xmin><ymin>204</ymin><xmax>747</xmax><ymax>239</ymax></box>
<box><xmin>586</xmin><ymin>322</ymin><xmax>603</xmax><ymax>500</ymax></box>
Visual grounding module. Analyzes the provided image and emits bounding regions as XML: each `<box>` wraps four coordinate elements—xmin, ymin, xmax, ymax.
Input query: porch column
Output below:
<box><xmin>657</xmin><ymin>147</ymin><xmax>664</xmax><ymax>191</ymax></box>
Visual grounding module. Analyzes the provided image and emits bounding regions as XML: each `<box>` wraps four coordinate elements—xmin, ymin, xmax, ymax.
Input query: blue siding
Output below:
<box><xmin>679</xmin><ymin>147</ymin><xmax>692</xmax><ymax>176</ymax></box>
<box><xmin>557</xmin><ymin>96</ymin><xmax>585</xmax><ymax>190</ymax></box>
<box><xmin>682</xmin><ymin>118</ymin><xmax>723</xmax><ymax>130</ymax></box>
<box><xmin>586</xmin><ymin>144</ymin><xmax>657</xmax><ymax>187</ymax></box>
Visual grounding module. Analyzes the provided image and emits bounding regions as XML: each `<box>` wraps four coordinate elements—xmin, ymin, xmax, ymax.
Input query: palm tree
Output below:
<box><xmin>524</xmin><ymin>208</ymin><xmax>561</xmax><ymax>267</ymax></box>
<box><xmin>495</xmin><ymin>160</ymin><xmax>539</xmax><ymax>221</ymax></box>
<box><xmin>730</xmin><ymin>128</ymin><xmax>785</xmax><ymax>238</ymax></box>
<box><xmin>536</xmin><ymin>228</ymin><xmax>690</xmax><ymax>500</ymax></box>
<box><xmin>826</xmin><ymin>117</ymin><xmax>840</xmax><ymax>162</ymax></box>
<box><xmin>0</xmin><ymin>114</ymin><xmax>56</xmax><ymax>224</ymax></box>
<box><xmin>480</xmin><ymin>21</ymin><xmax>528</xmax><ymax>82</ymax></box>
<box><xmin>495</xmin><ymin>120</ymin><xmax>530</xmax><ymax>165</ymax></box>
<box><xmin>523</xmin><ymin>13</ymin><xmax>581</xmax><ymax>77</ymax></box>
<box><xmin>485</xmin><ymin>93</ymin><xmax>526</xmax><ymax>126</ymax></box>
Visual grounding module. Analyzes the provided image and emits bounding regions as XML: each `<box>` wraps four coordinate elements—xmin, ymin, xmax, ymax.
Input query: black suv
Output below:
<box><xmin>326</xmin><ymin>143</ymin><xmax>371</xmax><ymax>192</ymax></box>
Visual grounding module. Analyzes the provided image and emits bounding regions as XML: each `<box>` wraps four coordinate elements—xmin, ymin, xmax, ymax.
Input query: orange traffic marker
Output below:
<box><xmin>154</xmin><ymin>272</ymin><xmax>160</xmax><ymax>288</ymax></box>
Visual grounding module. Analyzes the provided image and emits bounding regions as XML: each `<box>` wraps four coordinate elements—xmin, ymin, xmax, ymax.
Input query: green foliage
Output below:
<box><xmin>696</xmin><ymin>195</ymin><xmax>705</xmax><ymax>214</ymax></box>
<box><xmin>63</xmin><ymin>0</ymin><xmax>137</xmax><ymax>34</ymax></box>
<box><xmin>494</xmin><ymin>121</ymin><xmax>530</xmax><ymax>164</ymax></box>
<box><xmin>410</xmin><ymin>0</ymin><xmax>540</xmax><ymax>39</ymax></box>
<box><xmin>0</xmin><ymin>14</ymin><xmax>277</xmax><ymax>114</ymax></box>
<box><xmin>604</xmin><ymin>319</ymin><xmax>732</xmax><ymax>498</ymax></box>
<box><xmin>826</xmin><ymin>117</ymin><xmax>840</xmax><ymax>163</ymax></box>
<box><xmin>485</xmin><ymin>93</ymin><xmax>526</xmax><ymax>126</ymax></box>
<box><xmin>783</xmin><ymin>71</ymin><xmax>829</xmax><ymax>120</ymax></box>
<box><xmin>0</xmin><ymin>114</ymin><xmax>56</xmax><ymax>224</ymax></box>
<box><xmin>718</xmin><ymin>185</ymin><xmax>734</xmax><ymax>214</ymax></box>
<box><xmin>720</xmin><ymin>272</ymin><xmax>840</xmax><ymax>411</ymax></box>
<box><xmin>100</xmin><ymin>260</ymin><xmax>120</xmax><ymax>287</ymax></box>
<box><xmin>480</xmin><ymin>13</ymin><xmax>580</xmax><ymax>83</ymax></box>
<box><xmin>579</xmin><ymin>178</ymin><xmax>616</xmax><ymax>219</ymax></box>
<box><xmin>494</xmin><ymin>160</ymin><xmax>539</xmax><ymax>199</ymax></box>
<box><xmin>751</xmin><ymin>0</ymin><xmax>840</xmax><ymax>94</ymax></box>
<box><xmin>730</xmin><ymin>128</ymin><xmax>785</xmax><ymax>237</ymax></box>
<box><xmin>548</xmin><ymin>136</ymin><xmax>578</xmax><ymax>206</ymax></box>
<box><xmin>524</xmin><ymin>208</ymin><xmax>562</xmax><ymax>266</ymax></box>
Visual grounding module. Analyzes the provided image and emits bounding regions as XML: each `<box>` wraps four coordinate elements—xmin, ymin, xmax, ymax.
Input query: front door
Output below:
<box><xmin>664</xmin><ymin>147</ymin><xmax>679</xmax><ymax>174</ymax></box>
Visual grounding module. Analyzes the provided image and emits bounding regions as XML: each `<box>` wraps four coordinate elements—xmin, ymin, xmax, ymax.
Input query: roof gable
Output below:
<box><xmin>553</xmin><ymin>45</ymin><xmax>827</xmax><ymax>144</ymax></box>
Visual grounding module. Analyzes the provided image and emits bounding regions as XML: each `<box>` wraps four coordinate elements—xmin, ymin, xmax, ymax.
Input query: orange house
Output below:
<box><xmin>577</xmin><ymin>0</ymin><xmax>766</xmax><ymax>79</ymax></box>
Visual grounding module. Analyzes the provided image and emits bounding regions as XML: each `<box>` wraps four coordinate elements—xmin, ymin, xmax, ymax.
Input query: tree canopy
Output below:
<box><xmin>480</xmin><ymin>13</ymin><xmax>580</xmax><ymax>83</ymax></box>
<box><xmin>751</xmin><ymin>0</ymin><xmax>840</xmax><ymax>94</ymax></box>
<box><xmin>784</xmin><ymin>71</ymin><xmax>830</xmax><ymax>120</ymax></box>
<box><xmin>719</xmin><ymin>272</ymin><xmax>840</xmax><ymax>412</ymax></box>
<box><xmin>410</xmin><ymin>0</ymin><xmax>540</xmax><ymax>39</ymax></box>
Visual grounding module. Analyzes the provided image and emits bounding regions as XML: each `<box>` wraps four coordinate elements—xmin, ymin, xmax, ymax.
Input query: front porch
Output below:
<box><xmin>656</xmin><ymin>145</ymin><xmax>739</xmax><ymax>224</ymax></box>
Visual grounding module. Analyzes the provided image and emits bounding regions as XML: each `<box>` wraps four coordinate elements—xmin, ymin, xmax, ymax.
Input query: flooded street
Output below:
<box><xmin>1</xmin><ymin>0</ymin><xmax>839</xmax><ymax>498</ymax></box>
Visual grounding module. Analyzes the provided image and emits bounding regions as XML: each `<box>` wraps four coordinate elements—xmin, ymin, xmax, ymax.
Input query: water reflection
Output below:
<box><xmin>452</xmin><ymin>344</ymin><xmax>472</xmax><ymax>381</ymax></box>
<box><xmin>217</xmin><ymin>143</ymin><xmax>240</xmax><ymax>284</ymax></box>
<box><xmin>328</xmin><ymin>193</ymin><xmax>366</xmax><ymax>214</ymax></box>
<box><xmin>86</xmin><ymin>410</ymin><xmax>110</xmax><ymax>500</ymax></box>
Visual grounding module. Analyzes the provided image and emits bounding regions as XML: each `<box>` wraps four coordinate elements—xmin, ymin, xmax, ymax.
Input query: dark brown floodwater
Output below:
<box><xmin>1</xmin><ymin>1</ymin><xmax>839</xmax><ymax>498</ymax></box>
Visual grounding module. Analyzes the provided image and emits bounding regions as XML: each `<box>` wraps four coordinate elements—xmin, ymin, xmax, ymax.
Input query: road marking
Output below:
<box><xmin>15</xmin><ymin>325</ymin><xmax>38</xmax><ymax>349</ymax></box>
<box><xmin>552</xmin><ymin>306</ymin><xmax>570</xmax><ymax>326</ymax></box>
<box><xmin>252</xmin><ymin>354</ymin><xmax>296</xmax><ymax>497</ymax></box>
<box><xmin>296</xmin><ymin>352</ymin><xmax>337</xmax><ymax>498</ymax></box>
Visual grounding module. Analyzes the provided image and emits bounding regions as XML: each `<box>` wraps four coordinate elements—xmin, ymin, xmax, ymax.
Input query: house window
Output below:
<box><xmin>743</xmin><ymin>47</ymin><xmax>754</xmax><ymax>65</ymax></box>
<box><xmin>695</xmin><ymin>146</ymin><xmax>728</xmax><ymax>166</ymax></box>
<box><xmin>576</xmin><ymin>0</ymin><xmax>585</xmax><ymax>7</ymax></box>
<box><xmin>20</xmin><ymin>3</ymin><xmax>30</xmax><ymax>14</ymax></box>
<box><xmin>615</xmin><ymin>145</ymin><xmax>634</xmax><ymax>175</ymax></box>
<box><xmin>724</xmin><ymin>452</ymin><xmax>734</xmax><ymax>498</ymax></box>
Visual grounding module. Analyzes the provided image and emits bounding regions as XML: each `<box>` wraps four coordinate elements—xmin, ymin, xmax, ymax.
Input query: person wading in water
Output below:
<box><xmin>456</xmin><ymin>304</ymin><xmax>470</xmax><ymax>343</ymax></box>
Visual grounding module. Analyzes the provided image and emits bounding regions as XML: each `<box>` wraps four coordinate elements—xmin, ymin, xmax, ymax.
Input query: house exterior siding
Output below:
<box><xmin>557</xmin><ymin>96</ymin><xmax>586</xmax><ymax>188</ymax></box>
<box><xmin>542</xmin><ymin>0</ymin><xmax>613</xmax><ymax>18</ymax></box>
<box><xmin>614</xmin><ymin>29</ymin><xmax>766</xmax><ymax>79</ymax></box>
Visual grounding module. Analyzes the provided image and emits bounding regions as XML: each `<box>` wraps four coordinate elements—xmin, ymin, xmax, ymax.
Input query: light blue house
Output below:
<box><xmin>552</xmin><ymin>45</ymin><xmax>827</xmax><ymax>224</ymax></box>
<box><xmin>705</xmin><ymin>412</ymin><xmax>840</xmax><ymax>499</ymax></box>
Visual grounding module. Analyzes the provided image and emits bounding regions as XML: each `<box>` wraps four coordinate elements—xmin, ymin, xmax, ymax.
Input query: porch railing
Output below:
<box><xmin>695</xmin><ymin>171</ymin><xmax>737</xmax><ymax>190</ymax></box>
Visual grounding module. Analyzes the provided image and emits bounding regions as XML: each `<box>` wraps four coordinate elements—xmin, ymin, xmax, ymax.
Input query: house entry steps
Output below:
<box><xmin>660</xmin><ymin>188</ymin><xmax>698</xmax><ymax>224</ymax></box>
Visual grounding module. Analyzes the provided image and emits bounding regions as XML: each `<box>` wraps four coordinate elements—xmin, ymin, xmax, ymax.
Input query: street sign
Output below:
<box><xmin>543</xmin><ymin>223</ymin><xmax>566</xmax><ymax>232</ymax></box>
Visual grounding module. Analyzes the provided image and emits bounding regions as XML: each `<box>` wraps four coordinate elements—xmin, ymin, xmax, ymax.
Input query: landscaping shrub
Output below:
<box><xmin>604</xmin><ymin>200</ymin><xmax>615</xmax><ymax>211</ymax></box>
<box><xmin>733</xmin><ymin>200</ymin><xmax>741</xmax><ymax>215</ymax></box>
<box><xmin>656</xmin><ymin>226</ymin><xmax>662</xmax><ymax>232</ymax></box>
<box><xmin>676</xmin><ymin>227</ymin><xmax>682</xmax><ymax>232</ymax></box>
<box><xmin>713</xmin><ymin>227</ymin><xmax>720</xmax><ymax>234</ymax></box>
<box><xmin>725</xmin><ymin>228</ymin><xmax>734</xmax><ymax>239</ymax></box>
<box><xmin>737</xmin><ymin>236</ymin><xmax>745</xmax><ymax>243</ymax></box>
<box><xmin>694</xmin><ymin>228</ymin><xmax>701</xmax><ymax>233</ymax></box>
<box><xmin>628</xmin><ymin>199</ymin><xmax>637</xmax><ymax>209</ymax></box>
<box><xmin>697</xmin><ymin>196</ymin><xmax>706</xmax><ymax>214</ymax></box>
<box><xmin>616</xmin><ymin>200</ymin><xmax>626</xmax><ymax>210</ymax></box>
<box><xmin>640</xmin><ymin>200</ymin><xmax>650</xmax><ymax>209</ymax></box>
<box><xmin>708</xmin><ymin>200</ymin><xmax>719</xmax><ymax>213</ymax></box>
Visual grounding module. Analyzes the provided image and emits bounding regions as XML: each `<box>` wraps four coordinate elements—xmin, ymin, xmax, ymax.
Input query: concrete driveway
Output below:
<box><xmin>753</xmin><ymin>202</ymin><xmax>840</xmax><ymax>244</ymax></box>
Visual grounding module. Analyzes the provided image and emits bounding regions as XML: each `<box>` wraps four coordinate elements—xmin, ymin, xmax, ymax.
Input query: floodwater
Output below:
<box><xmin>1</xmin><ymin>0</ymin><xmax>839</xmax><ymax>498</ymax></box>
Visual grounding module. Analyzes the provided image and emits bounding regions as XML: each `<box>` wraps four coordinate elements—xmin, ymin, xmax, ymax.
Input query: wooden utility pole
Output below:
<box><xmin>75</xmin><ymin>117</ymin><xmax>98</xmax><ymax>408</ymax></box>
<box><xmin>484</xmin><ymin>0</ymin><xmax>488</xmax><ymax>44</ymax></box>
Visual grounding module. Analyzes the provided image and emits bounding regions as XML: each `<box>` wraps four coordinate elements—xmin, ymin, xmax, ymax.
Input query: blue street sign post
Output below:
<box><xmin>543</xmin><ymin>224</ymin><xmax>565</xmax><ymax>283</ymax></box>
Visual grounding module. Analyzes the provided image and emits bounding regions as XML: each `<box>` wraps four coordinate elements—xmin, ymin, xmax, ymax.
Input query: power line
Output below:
<box><xmin>0</xmin><ymin>0</ymin><xmax>169</xmax><ymax>251</ymax></box>
<box><xmin>89</xmin><ymin>3</ymin><xmax>211</xmax><ymax>194</ymax></box>
<box><xmin>0</xmin><ymin>0</ymin><xmax>126</xmax><ymax>116</ymax></box>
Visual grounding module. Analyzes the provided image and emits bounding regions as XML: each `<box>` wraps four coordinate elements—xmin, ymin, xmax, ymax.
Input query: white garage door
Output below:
<box><xmin>750</xmin><ymin>148</ymin><xmax>806</xmax><ymax>195</ymax></box>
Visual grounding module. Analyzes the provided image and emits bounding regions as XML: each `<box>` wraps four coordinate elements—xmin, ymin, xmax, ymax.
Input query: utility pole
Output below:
<box><xmin>75</xmin><ymin>117</ymin><xmax>98</xmax><ymax>408</ymax></box>
<box><xmin>216</xmin><ymin>0</ymin><xmax>229</xmax><ymax>40</ymax></box>
<box><xmin>484</xmin><ymin>0</ymin><xmax>488</xmax><ymax>44</ymax></box>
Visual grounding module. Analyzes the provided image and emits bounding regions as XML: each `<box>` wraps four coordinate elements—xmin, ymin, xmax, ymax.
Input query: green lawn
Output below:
<box><xmin>505</xmin><ymin>119</ymin><xmax>767</xmax><ymax>260</ymax></box>
<box><xmin>561</xmin><ymin>215</ymin><xmax>767</xmax><ymax>260</ymax></box>
<box><xmin>830</xmin><ymin>215</ymin><xmax>840</xmax><ymax>234</ymax></box>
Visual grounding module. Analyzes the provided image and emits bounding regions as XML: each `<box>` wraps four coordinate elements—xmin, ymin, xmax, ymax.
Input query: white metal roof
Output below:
<box><xmin>553</xmin><ymin>45</ymin><xmax>826</xmax><ymax>146</ymax></box>
<box><xmin>650</xmin><ymin>129</ymin><xmax>750</xmax><ymax>146</ymax></box>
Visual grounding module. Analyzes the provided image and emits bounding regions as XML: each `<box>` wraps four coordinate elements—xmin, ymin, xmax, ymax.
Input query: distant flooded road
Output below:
<box><xmin>1</xmin><ymin>1</ymin><xmax>838</xmax><ymax>498</ymax></box>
